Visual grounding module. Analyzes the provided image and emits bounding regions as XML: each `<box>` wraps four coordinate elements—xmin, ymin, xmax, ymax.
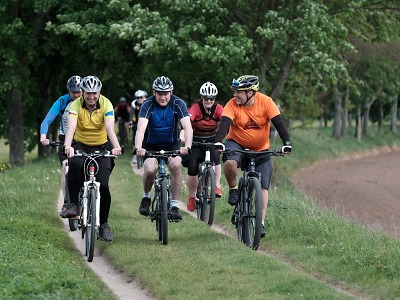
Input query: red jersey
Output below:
<box><xmin>189</xmin><ymin>101</ymin><xmax>224</xmax><ymax>140</ymax></box>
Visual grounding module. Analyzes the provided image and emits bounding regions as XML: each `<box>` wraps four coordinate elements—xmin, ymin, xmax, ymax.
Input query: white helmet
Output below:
<box><xmin>80</xmin><ymin>76</ymin><xmax>102</xmax><ymax>92</ymax></box>
<box><xmin>134</xmin><ymin>90</ymin><xmax>147</xmax><ymax>98</ymax></box>
<box><xmin>152</xmin><ymin>76</ymin><xmax>173</xmax><ymax>92</ymax></box>
<box><xmin>200</xmin><ymin>82</ymin><xmax>218</xmax><ymax>98</ymax></box>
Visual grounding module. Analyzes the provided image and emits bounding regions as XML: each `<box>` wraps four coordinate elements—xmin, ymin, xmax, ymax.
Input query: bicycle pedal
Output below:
<box><xmin>231</xmin><ymin>213</ymin><xmax>238</xmax><ymax>225</ymax></box>
<box><xmin>169</xmin><ymin>218</ymin><xmax>181</xmax><ymax>223</ymax></box>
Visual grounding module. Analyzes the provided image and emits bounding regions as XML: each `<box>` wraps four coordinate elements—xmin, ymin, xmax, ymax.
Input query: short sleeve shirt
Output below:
<box><xmin>69</xmin><ymin>95</ymin><xmax>114</xmax><ymax>146</ymax></box>
<box><xmin>189</xmin><ymin>102</ymin><xmax>224</xmax><ymax>140</ymax></box>
<box><xmin>222</xmin><ymin>93</ymin><xmax>280</xmax><ymax>151</ymax></box>
<box><xmin>139</xmin><ymin>95</ymin><xmax>189</xmax><ymax>147</ymax></box>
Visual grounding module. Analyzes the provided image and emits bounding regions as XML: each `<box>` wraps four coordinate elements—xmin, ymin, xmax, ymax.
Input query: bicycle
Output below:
<box><xmin>117</xmin><ymin>118</ymin><xmax>127</xmax><ymax>145</ymax></box>
<box><xmin>145</xmin><ymin>150</ymin><xmax>183</xmax><ymax>245</ymax></box>
<box><xmin>225</xmin><ymin>148</ymin><xmax>284</xmax><ymax>250</ymax></box>
<box><xmin>46</xmin><ymin>141</ymin><xmax>78</xmax><ymax>232</ymax></box>
<box><xmin>192</xmin><ymin>141</ymin><xmax>224</xmax><ymax>226</ymax></box>
<box><xmin>72</xmin><ymin>149</ymin><xmax>117</xmax><ymax>262</ymax></box>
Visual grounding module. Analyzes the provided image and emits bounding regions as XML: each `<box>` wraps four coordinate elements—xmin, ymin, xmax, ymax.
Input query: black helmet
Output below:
<box><xmin>152</xmin><ymin>76</ymin><xmax>173</xmax><ymax>92</ymax></box>
<box><xmin>231</xmin><ymin>75</ymin><xmax>259</xmax><ymax>91</ymax></box>
<box><xmin>66</xmin><ymin>76</ymin><xmax>82</xmax><ymax>92</ymax></box>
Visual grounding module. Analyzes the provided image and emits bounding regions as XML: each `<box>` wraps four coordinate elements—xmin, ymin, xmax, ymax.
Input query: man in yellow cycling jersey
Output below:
<box><xmin>63</xmin><ymin>76</ymin><xmax>123</xmax><ymax>242</ymax></box>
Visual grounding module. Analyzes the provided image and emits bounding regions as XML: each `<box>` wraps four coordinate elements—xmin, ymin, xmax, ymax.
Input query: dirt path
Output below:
<box><xmin>57</xmin><ymin>192</ymin><xmax>154</xmax><ymax>300</ymax></box>
<box><xmin>291</xmin><ymin>146</ymin><xmax>400</xmax><ymax>238</ymax></box>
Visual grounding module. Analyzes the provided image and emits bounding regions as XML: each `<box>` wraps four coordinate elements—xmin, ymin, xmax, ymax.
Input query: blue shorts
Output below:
<box><xmin>222</xmin><ymin>140</ymin><xmax>273</xmax><ymax>189</ymax></box>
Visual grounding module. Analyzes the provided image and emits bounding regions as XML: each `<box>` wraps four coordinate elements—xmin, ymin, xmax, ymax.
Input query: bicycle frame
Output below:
<box><xmin>147</xmin><ymin>150</ymin><xmax>181</xmax><ymax>245</ymax></box>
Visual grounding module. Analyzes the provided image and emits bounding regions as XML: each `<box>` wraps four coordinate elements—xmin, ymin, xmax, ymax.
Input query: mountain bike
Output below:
<box><xmin>73</xmin><ymin>149</ymin><xmax>116</xmax><ymax>262</ymax></box>
<box><xmin>117</xmin><ymin>118</ymin><xmax>127</xmax><ymax>145</ymax></box>
<box><xmin>47</xmin><ymin>141</ymin><xmax>77</xmax><ymax>231</ymax></box>
<box><xmin>146</xmin><ymin>150</ymin><xmax>182</xmax><ymax>245</ymax></box>
<box><xmin>225</xmin><ymin>148</ymin><xmax>284</xmax><ymax>250</ymax></box>
<box><xmin>192</xmin><ymin>141</ymin><xmax>224</xmax><ymax>226</ymax></box>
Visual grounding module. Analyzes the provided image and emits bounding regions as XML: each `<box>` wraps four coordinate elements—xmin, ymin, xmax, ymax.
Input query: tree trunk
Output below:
<box><xmin>340</xmin><ymin>85</ymin><xmax>349</xmax><ymax>137</ymax></box>
<box><xmin>7</xmin><ymin>88</ymin><xmax>25</xmax><ymax>165</ymax></box>
<box><xmin>332</xmin><ymin>87</ymin><xmax>342</xmax><ymax>140</ymax></box>
<box><xmin>362</xmin><ymin>98</ymin><xmax>371</xmax><ymax>136</ymax></box>
<box><xmin>270</xmin><ymin>51</ymin><xmax>293</xmax><ymax>100</ymax></box>
<box><xmin>354</xmin><ymin>105</ymin><xmax>362</xmax><ymax>141</ymax></box>
<box><xmin>377</xmin><ymin>99</ymin><xmax>384</xmax><ymax>134</ymax></box>
<box><xmin>390</xmin><ymin>95</ymin><xmax>398</xmax><ymax>135</ymax></box>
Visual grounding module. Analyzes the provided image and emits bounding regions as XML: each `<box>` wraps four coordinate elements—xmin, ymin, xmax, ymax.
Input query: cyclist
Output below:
<box><xmin>40</xmin><ymin>75</ymin><xmax>82</xmax><ymax>217</ymax></box>
<box><xmin>135</xmin><ymin>76</ymin><xmax>193</xmax><ymax>220</ymax></box>
<box><xmin>63</xmin><ymin>76</ymin><xmax>123</xmax><ymax>242</ymax></box>
<box><xmin>129</xmin><ymin>89</ymin><xmax>147</xmax><ymax>164</ymax></box>
<box><xmin>182</xmin><ymin>82</ymin><xmax>224</xmax><ymax>211</ymax></box>
<box><xmin>114</xmin><ymin>96</ymin><xmax>131</xmax><ymax>145</ymax></box>
<box><xmin>214</xmin><ymin>75</ymin><xmax>292</xmax><ymax>237</ymax></box>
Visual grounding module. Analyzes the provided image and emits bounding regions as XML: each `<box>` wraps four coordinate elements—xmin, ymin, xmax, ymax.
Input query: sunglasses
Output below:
<box><xmin>202</xmin><ymin>97</ymin><xmax>215</xmax><ymax>102</ymax></box>
<box><xmin>135</xmin><ymin>96</ymin><xmax>144</xmax><ymax>99</ymax></box>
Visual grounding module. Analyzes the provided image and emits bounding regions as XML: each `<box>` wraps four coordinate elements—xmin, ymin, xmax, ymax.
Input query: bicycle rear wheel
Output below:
<box><xmin>156</xmin><ymin>179</ymin><xmax>168</xmax><ymax>245</ymax></box>
<box><xmin>200</xmin><ymin>166</ymin><xmax>216</xmax><ymax>225</ymax></box>
<box><xmin>243</xmin><ymin>178</ymin><xmax>263</xmax><ymax>250</ymax></box>
<box><xmin>85</xmin><ymin>188</ymin><xmax>97</xmax><ymax>261</ymax></box>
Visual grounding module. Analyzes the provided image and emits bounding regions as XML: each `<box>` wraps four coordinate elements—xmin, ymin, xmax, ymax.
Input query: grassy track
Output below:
<box><xmin>1</xmin><ymin>125</ymin><xmax>400</xmax><ymax>299</ymax></box>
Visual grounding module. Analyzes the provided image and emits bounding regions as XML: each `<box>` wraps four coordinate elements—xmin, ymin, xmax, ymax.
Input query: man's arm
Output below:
<box><xmin>214</xmin><ymin>116</ymin><xmax>232</xmax><ymax>143</ymax></box>
<box><xmin>105</xmin><ymin>118</ymin><xmax>122</xmax><ymax>153</ymax></box>
<box><xmin>134</xmin><ymin>117</ymin><xmax>149</xmax><ymax>152</ymax></box>
<box><xmin>180</xmin><ymin>116</ymin><xmax>193</xmax><ymax>149</ymax></box>
<box><xmin>64</xmin><ymin>117</ymin><xmax>77</xmax><ymax>157</ymax></box>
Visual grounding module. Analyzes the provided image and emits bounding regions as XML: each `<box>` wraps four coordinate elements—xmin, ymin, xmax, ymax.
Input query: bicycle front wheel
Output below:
<box><xmin>243</xmin><ymin>178</ymin><xmax>263</xmax><ymax>250</ymax></box>
<box><xmin>200</xmin><ymin>166</ymin><xmax>216</xmax><ymax>225</ymax></box>
<box><xmin>156</xmin><ymin>179</ymin><xmax>169</xmax><ymax>245</ymax></box>
<box><xmin>86</xmin><ymin>188</ymin><xmax>97</xmax><ymax>262</ymax></box>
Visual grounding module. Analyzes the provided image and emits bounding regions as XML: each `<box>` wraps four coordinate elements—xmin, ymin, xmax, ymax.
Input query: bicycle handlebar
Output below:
<box><xmin>74</xmin><ymin>149</ymin><xmax>117</xmax><ymax>158</ymax></box>
<box><xmin>224</xmin><ymin>148</ymin><xmax>284</xmax><ymax>157</ymax></box>
<box><xmin>192</xmin><ymin>141</ymin><xmax>225</xmax><ymax>151</ymax></box>
<box><xmin>43</xmin><ymin>141</ymin><xmax>63</xmax><ymax>147</ymax></box>
<box><xmin>146</xmin><ymin>149</ymin><xmax>183</xmax><ymax>158</ymax></box>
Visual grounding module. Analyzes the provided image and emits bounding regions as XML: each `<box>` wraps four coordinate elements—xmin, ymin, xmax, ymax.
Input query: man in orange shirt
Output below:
<box><xmin>215</xmin><ymin>75</ymin><xmax>292</xmax><ymax>238</ymax></box>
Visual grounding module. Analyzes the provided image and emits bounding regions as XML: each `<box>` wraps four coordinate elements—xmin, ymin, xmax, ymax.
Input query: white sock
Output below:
<box><xmin>143</xmin><ymin>192</ymin><xmax>151</xmax><ymax>198</ymax></box>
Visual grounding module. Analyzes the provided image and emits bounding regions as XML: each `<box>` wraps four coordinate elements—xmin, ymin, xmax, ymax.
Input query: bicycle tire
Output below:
<box><xmin>68</xmin><ymin>218</ymin><xmax>78</xmax><ymax>231</ymax></box>
<box><xmin>195</xmin><ymin>174</ymin><xmax>203</xmax><ymax>220</ymax></box>
<box><xmin>200</xmin><ymin>166</ymin><xmax>216</xmax><ymax>225</ymax></box>
<box><xmin>160</xmin><ymin>179</ymin><xmax>169</xmax><ymax>245</ymax></box>
<box><xmin>86</xmin><ymin>188</ymin><xmax>97</xmax><ymax>262</ymax></box>
<box><xmin>80</xmin><ymin>190</ymin><xmax>85</xmax><ymax>240</ymax></box>
<box><xmin>137</xmin><ymin>156</ymin><xmax>143</xmax><ymax>169</ymax></box>
<box><xmin>243</xmin><ymin>178</ymin><xmax>263</xmax><ymax>250</ymax></box>
<box><xmin>235</xmin><ymin>177</ymin><xmax>245</xmax><ymax>243</ymax></box>
<box><xmin>118</xmin><ymin>122</ymin><xmax>127</xmax><ymax>145</ymax></box>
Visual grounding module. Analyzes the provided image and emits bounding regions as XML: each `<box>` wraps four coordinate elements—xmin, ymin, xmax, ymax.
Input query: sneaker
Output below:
<box><xmin>170</xmin><ymin>206</ymin><xmax>182</xmax><ymax>220</ymax></box>
<box><xmin>261</xmin><ymin>225</ymin><xmax>266</xmax><ymax>238</ymax></box>
<box><xmin>139</xmin><ymin>197</ymin><xmax>151</xmax><ymax>216</ymax></box>
<box><xmin>132</xmin><ymin>155</ymin><xmax>137</xmax><ymax>164</ymax></box>
<box><xmin>215</xmin><ymin>186</ymin><xmax>222</xmax><ymax>198</ymax></box>
<box><xmin>59</xmin><ymin>202</ymin><xmax>69</xmax><ymax>217</ymax></box>
<box><xmin>187</xmin><ymin>196</ymin><xmax>196</xmax><ymax>211</ymax></box>
<box><xmin>228</xmin><ymin>188</ymin><xmax>239</xmax><ymax>205</ymax></box>
<box><xmin>63</xmin><ymin>204</ymin><xmax>79</xmax><ymax>218</ymax></box>
<box><xmin>99</xmin><ymin>223</ymin><xmax>113</xmax><ymax>242</ymax></box>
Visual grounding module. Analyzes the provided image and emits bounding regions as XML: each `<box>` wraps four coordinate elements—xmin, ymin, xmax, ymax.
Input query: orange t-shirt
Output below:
<box><xmin>222</xmin><ymin>93</ymin><xmax>280</xmax><ymax>151</ymax></box>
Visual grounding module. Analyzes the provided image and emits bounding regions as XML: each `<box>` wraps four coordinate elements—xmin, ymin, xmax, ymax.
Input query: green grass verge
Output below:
<box><xmin>1</xmin><ymin>125</ymin><xmax>400</xmax><ymax>299</ymax></box>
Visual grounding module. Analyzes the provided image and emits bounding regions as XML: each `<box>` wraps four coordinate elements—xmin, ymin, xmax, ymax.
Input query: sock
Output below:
<box><xmin>143</xmin><ymin>192</ymin><xmax>151</xmax><ymax>198</ymax></box>
<box><xmin>230</xmin><ymin>186</ymin><xmax>238</xmax><ymax>190</ymax></box>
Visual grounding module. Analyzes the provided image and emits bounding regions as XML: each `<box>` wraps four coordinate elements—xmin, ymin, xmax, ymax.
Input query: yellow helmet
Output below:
<box><xmin>231</xmin><ymin>75</ymin><xmax>259</xmax><ymax>91</ymax></box>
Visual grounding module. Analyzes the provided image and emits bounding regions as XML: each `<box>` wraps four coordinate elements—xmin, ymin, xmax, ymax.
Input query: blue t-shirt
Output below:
<box><xmin>40</xmin><ymin>94</ymin><xmax>73</xmax><ymax>135</ymax></box>
<box><xmin>139</xmin><ymin>95</ymin><xmax>189</xmax><ymax>147</ymax></box>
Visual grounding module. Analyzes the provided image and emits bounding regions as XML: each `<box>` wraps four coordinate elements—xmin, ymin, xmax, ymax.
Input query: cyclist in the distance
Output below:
<box><xmin>40</xmin><ymin>75</ymin><xmax>82</xmax><ymax>217</ymax></box>
<box><xmin>129</xmin><ymin>89</ymin><xmax>147</xmax><ymax>164</ymax></box>
<box><xmin>182</xmin><ymin>82</ymin><xmax>224</xmax><ymax>211</ymax></box>
<box><xmin>63</xmin><ymin>76</ymin><xmax>123</xmax><ymax>242</ymax></box>
<box><xmin>214</xmin><ymin>75</ymin><xmax>292</xmax><ymax>238</ymax></box>
<box><xmin>135</xmin><ymin>76</ymin><xmax>193</xmax><ymax>220</ymax></box>
<box><xmin>114</xmin><ymin>96</ymin><xmax>131</xmax><ymax>145</ymax></box>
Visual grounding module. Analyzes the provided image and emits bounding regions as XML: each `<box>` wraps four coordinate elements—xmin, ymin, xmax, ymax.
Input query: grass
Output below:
<box><xmin>1</xmin><ymin>125</ymin><xmax>400</xmax><ymax>299</ymax></box>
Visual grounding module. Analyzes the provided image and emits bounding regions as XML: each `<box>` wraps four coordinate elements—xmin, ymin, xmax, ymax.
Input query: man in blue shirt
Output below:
<box><xmin>135</xmin><ymin>76</ymin><xmax>193</xmax><ymax>220</ymax></box>
<box><xmin>40</xmin><ymin>75</ymin><xmax>82</xmax><ymax>217</ymax></box>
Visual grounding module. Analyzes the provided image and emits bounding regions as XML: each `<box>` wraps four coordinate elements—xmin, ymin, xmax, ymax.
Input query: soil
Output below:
<box><xmin>291</xmin><ymin>146</ymin><xmax>400</xmax><ymax>238</ymax></box>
